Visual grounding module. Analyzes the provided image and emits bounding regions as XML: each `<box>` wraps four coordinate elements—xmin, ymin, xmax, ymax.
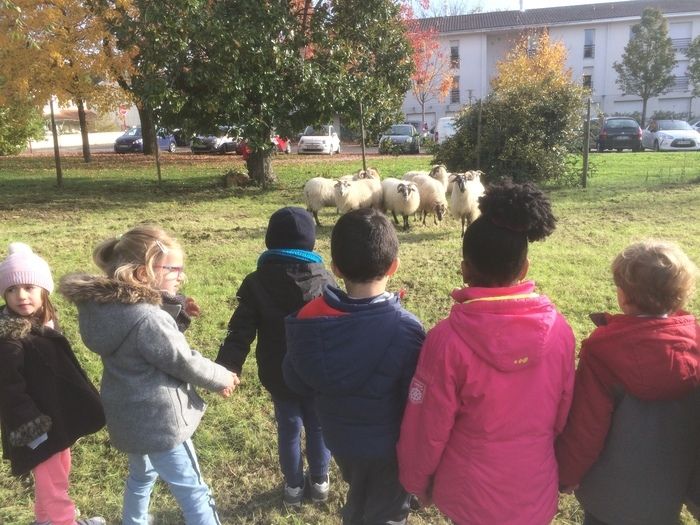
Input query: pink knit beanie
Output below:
<box><xmin>0</xmin><ymin>243</ymin><xmax>54</xmax><ymax>297</ymax></box>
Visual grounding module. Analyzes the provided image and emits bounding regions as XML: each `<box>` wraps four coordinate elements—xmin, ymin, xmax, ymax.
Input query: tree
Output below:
<box><xmin>687</xmin><ymin>36</ymin><xmax>700</xmax><ymax>116</ymax></box>
<box><xmin>0</xmin><ymin>97</ymin><xmax>45</xmax><ymax>155</ymax></box>
<box><xmin>613</xmin><ymin>7</ymin><xmax>676</xmax><ymax>127</ymax></box>
<box><xmin>406</xmin><ymin>0</ymin><xmax>480</xmax><ymax>18</ymax></box>
<box><xmin>435</xmin><ymin>32</ymin><xmax>586</xmax><ymax>185</ymax></box>
<box><xmin>406</xmin><ymin>22</ymin><xmax>453</xmax><ymax>132</ymax></box>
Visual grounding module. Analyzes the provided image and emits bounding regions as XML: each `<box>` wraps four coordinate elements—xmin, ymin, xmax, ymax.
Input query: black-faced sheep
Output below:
<box><xmin>381</xmin><ymin>178</ymin><xmax>420</xmax><ymax>231</ymax></box>
<box><xmin>404</xmin><ymin>164</ymin><xmax>449</xmax><ymax>193</ymax></box>
<box><xmin>411</xmin><ymin>174</ymin><xmax>449</xmax><ymax>225</ymax></box>
<box><xmin>450</xmin><ymin>171</ymin><xmax>485</xmax><ymax>236</ymax></box>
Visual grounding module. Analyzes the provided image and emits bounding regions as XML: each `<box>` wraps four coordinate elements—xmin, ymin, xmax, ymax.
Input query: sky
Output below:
<box><xmin>441</xmin><ymin>0</ymin><xmax>633</xmax><ymax>12</ymax></box>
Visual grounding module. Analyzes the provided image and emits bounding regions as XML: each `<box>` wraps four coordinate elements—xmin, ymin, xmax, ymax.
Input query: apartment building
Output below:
<box><xmin>402</xmin><ymin>0</ymin><xmax>700</xmax><ymax>128</ymax></box>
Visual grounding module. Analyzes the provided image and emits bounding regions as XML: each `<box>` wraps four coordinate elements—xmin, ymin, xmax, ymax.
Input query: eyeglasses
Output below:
<box><xmin>155</xmin><ymin>265</ymin><xmax>185</xmax><ymax>278</ymax></box>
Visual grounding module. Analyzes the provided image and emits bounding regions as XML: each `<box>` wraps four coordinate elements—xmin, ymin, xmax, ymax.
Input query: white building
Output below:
<box><xmin>402</xmin><ymin>0</ymin><xmax>700</xmax><ymax>128</ymax></box>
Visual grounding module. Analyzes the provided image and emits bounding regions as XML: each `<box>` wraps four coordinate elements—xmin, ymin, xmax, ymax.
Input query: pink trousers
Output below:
<box><xmin>33</xmin><ymin>448</ymin><xmax>77</xmax><ymax>525</ymax></box>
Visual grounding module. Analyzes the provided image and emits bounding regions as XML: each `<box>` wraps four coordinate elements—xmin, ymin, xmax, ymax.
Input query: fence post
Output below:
<box><xmin>476</xmin><ymin>99</ymin><xmax>482</xmax><ymax>170</ymax></box>
<box><xmin>582</xmin><ymin>97</ymin><xmax>591</xmax><ymax>188</ymax></box>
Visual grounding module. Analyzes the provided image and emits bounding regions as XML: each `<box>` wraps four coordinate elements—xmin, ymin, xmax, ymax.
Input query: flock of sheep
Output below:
<box><xmin>302</xmin><ymin>165</ymin><xmax>486</xmax><ymax>235</ymax></box>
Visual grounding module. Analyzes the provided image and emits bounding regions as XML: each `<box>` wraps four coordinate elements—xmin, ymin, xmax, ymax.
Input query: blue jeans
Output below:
<box><xmin>123</xmin><ymin>439</ymin><xmax>220</xmax><ymax>525</ymax></box>
<box><xmin>272</xmin><ymin>396</ymin><xmax>330</xmax><ymax>488</ymax></box>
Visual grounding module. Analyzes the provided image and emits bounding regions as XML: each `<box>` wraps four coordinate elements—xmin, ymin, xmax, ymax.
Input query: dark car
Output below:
<box><xmin>190</xmin><ymin>126</ymin><xmax>241</xmax><ymax>154</ymax></box>
<box><xmin>596</xmin><ymin>117</ymin><xmax>642</xmax><ymax>152</ymax></box>
<box><xmin>114</xmin><ymin>127</ymin><xmax>176</xmax><ymax>153</ymax></box>
<box><xmin>378</xmin><ymin>124</ymin><xmax>421</xmax><ymax>154</ymax></box>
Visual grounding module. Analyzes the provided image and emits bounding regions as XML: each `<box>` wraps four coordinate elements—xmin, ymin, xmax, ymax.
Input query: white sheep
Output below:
<box><xmin>334</xmin><ymin>177</ymin><xmax>383</xmax><ymax>214</ymax></box>
<box><xmin>303</xmin><ymin>177</ymin><xmax>337</xmax><ymax>226</ymax></box>
<box><xmin>355</xmin><ymin>167</ymin><xmax>380</xmax><ymax>180</ymax></box>
<box><xmin>404</xmin><ymin>164</ymin><xmax>448</xmax><ymax>192</ymax></box>
<box><xmin>450</xmin><ymin>171</ymin><xmax>485</xmax><ymax>236</ymax></box>
<box><xmin>412</xmin><ymin>174</ymin><xmax>449</xmax><ymax>226</ymax></box>
<box><xmin>381</xmin><ymin>178</ymin><xmax>420</xmax><ymax>231</ymax></box>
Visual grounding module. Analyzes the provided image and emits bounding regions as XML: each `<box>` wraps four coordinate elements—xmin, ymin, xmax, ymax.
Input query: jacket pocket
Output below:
<box><xmin>174</xmin><ymin>383</ymin><xmax>205</xmax><ymax>427</ymax></box>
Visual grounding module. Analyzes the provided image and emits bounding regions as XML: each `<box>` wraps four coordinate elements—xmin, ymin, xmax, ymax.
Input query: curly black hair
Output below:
<box><xmin>462</xmin><ymin>180</ymin><xmax>556</xmax><ymax>287</ymax></box>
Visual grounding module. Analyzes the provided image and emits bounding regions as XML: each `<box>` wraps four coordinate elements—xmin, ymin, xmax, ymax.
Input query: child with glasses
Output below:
<box><xmin>61</xmin><ymin>224</ymin><xmax>238</xmax><ymax>525</ymax></box>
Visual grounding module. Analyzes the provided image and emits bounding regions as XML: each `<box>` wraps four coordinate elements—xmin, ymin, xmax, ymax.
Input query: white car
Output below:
<box><xmin>297</xmin><ymin>125</ymin><xmax>341</xmax><ymax>155</ymax></box>
<box><xmin>435</xmin><ymin>117</ymin><xmax>456</xmax><ymax>144</ymax></box>
<box><xmin>641</xmin><ymin>120</ymin><xmax>700</xmax><ymax>151</ymax></box>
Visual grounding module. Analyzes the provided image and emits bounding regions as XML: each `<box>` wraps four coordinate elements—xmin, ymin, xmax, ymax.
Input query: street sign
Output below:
<box><xmin>118</xmin><ymin>105</ymin><xmax>128</xmax><ymax>116</ymax></box>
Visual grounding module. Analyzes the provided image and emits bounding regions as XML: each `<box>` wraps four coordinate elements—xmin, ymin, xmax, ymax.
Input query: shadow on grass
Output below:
<box><xmin>217</xmin><ymin>486</ymin><xmax>283</xmax><ymax>522</ymax></box>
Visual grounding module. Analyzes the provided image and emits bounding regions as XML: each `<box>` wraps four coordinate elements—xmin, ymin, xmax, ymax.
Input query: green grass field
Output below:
<box><xmin>1</xmin><ymin>151</ymin><xmax>699</xmax><ymax>524</ymax></box>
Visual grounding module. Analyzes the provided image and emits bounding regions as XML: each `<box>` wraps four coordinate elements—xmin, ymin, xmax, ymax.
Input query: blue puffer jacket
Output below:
<box><xmin>283</xmin><ymin>285</ymin><xmax>425</xmax><ymax>459</ymax></box>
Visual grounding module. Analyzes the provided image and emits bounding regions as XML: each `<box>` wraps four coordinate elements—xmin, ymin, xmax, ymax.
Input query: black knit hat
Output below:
<box><xmin>265</xmin><ymin>207</ymin><xmax>316</xmax><ymax>251</ymax></box>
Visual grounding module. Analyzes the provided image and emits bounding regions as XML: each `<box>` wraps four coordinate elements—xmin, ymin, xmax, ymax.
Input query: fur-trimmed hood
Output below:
<box><xmin>59</xmin><ymin>273</ymin><xmax>163</xmax><ymax>358</ymax></box>
<box><xmin>59</xmin><ymin>273</ymin><xmax>161</xmax><ymax>306</ymax></box>
<box><xmin>0</xmin><ymin>309</ymin><xmax>33</xmax><ymax>340</ymax></box>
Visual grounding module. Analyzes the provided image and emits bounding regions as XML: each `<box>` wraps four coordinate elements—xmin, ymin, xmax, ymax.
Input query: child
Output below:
<box><xmin>215</xmin><ymin>206</ymin><xmax>336</xmax><ymax>507</ymax></box>
<box><xmin>60</xmin><ymin>225</ymin><xmax>238</xmax><ymax>525</ymax></box>
<box><xmin>556</xmin><ymin>240</ymin><xmax>700</xmax><ymax>525</ymax></box>
<box><xmin>0</xmin><ymin>243</ymin><xmax>106</xmax><ymax>525</ymax></box>
<box><xmin>283</xmin><ymin>208</ymin><xmax>425</xmax><ymax>525</ymax></box>
<box><xmin>397</xmin><ymin>181</ymin><xmax>575</xmax><ymax>525</ymax></box>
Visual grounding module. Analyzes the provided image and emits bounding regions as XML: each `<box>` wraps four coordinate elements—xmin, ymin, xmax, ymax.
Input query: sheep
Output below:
<box><xmin>355</xmin><ymin>167</ymin><xmax>380</xmax><ymax>180</ymax></box>
<box><xmin>447</xmin><ymin>169</ymin><xmax>484</xmax><ymax>195</ymax></box>
<box><xmin>450</xmin><ymin>171</ymin><xmax>485</xmax><ymax>236</ymax></box>
<box><xmin>303</xmin><ymin>177</ymin><xmax>338</xmax><ymax>226</ymax></box>
<box><xmin>412</xmin><ymin>174</ymin><xmax>449</xmax><ymax>226</ymax></box>
<box><xmin>381</xmin><ymin>178</ymin><xmax>420</xmax><ymax>231</ymax></box>
<box><xmin>404</xmin><ymin>164</ymin><xmax>448</xmax><ymax>192</ymax></box>
<box><xmin>334</xmin><ymin>177</ymin><xmax>383</xmax><ymax>214</ymax></box>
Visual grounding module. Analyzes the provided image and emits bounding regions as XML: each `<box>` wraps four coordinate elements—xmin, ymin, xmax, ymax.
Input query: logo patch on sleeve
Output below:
<box><xmin>408</xmin><ymin>379</ymin><xmax>426</xmax><ymax>404</ymax></box>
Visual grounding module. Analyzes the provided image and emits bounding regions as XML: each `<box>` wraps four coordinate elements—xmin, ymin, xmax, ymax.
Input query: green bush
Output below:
<box><xmin>0</xmin><ymin>99</ymin><xmax>45</xmax><ymax>156</ymax></box>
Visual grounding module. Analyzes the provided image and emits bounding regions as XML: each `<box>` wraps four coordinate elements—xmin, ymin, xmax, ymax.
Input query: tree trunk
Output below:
<box><xmin>246</xmin><ymin>149</ymin><xmax>276</xmax><ymax>188</ymax></box>
<box><xmin>77</xmin><ymin>99</ymin><xmax>91</xmax><ymax>163</ymax></box>
<box><xmin>137</xmin><ymin>105</ymin><xmax>155</xmax><ymax>155</ymax></box>
<box><xmin>641</xmin><ymin>97</ymin><xmax>648</xmax><ymax>128</ymax></box>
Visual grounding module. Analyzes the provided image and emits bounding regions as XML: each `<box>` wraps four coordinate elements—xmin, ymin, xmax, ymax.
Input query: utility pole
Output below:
<box><xmin>49</xmin><ymin>96</ymin><xmax>63</xmax><ymax>188</ymax></box>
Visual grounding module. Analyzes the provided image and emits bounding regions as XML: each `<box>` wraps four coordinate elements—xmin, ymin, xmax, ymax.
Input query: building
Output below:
<box><xmin>402</xmin><ymin>0</ymin><xmax>700</xmax><ymax>128</ymax></box>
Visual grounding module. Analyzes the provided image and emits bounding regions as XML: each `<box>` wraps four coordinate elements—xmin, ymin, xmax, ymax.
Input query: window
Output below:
<box><xmin>527</xmin><ymin>34</ymin><xmax>538</xmax><ymax>57</ymax></box>
<box><xmin>670</xmin><ymin>22</ymin><xmax>692</xmax><ymax>54</ymax></box>
<box><xmin>584</xmin><ymin>29</ymin><xmax>595</xmax><ymax>58</ymax></box>
<box><xmin>450</xmin><ymin>76</ymin><xmax>460</xmax><ymax>104</ymax></box>
<box><xmin>582</xmin><ymin>74</ymin><xmax>592</xmax><ymax>89</ymax></box>
<box><xmin>450</xmin><ymin>41</ymin><xmax>460</xmax><ymax>68</ymax></box>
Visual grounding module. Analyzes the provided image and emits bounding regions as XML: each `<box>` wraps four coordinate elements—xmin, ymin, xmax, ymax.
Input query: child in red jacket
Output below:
<box><xmin>556</xmin><ymin>239</ymin><xmax>700</xmax><ymax>525</ymax></box>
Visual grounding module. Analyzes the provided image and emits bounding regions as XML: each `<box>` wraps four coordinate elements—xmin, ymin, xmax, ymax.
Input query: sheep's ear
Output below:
<box><xmin>448</xmin><ymin>174</ymin><xmax>457</xmax><ymax>182</ymax></box>
<box><xmin>397</xmin><ymin>183</ymin><xmax>405</xmax><ymax>191</ymax></box>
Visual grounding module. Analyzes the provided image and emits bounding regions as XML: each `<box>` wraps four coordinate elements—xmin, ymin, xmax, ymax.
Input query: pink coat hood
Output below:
<box><xmin>398</xmin><ymin>281</ymin><xmax>575</xmax><ymax>525</ymax></box>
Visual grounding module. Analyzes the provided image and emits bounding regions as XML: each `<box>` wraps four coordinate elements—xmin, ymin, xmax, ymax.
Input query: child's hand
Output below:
<box><xmin>184</xmin><ymin>297</ymin><xmax>201</xmax><ymax>317</ymax></box>
<box><xmin>218</xmin><ymin>372</ymin><xmax>240</xmax><ymax>398</ymax></box>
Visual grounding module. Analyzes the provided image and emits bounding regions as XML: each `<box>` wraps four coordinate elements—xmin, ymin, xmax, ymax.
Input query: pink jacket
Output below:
<box><xmin>397</xmin><ymin>281</ymin><xmax>575</xmax><ymax>525</ymax></box>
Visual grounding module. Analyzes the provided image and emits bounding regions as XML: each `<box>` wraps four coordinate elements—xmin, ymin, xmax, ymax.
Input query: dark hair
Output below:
<box><xmin>331</xmin><ymin>209</ymin><xmax>398</xmax><ymax>283</ymax></box>
<box><xmin>463</xmin><ymin>180</ymin><xmax>556</xmax><ymax>287</ymax></box>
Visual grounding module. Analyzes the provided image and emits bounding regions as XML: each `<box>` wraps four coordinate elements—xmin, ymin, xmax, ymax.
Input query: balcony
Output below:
<box><xmin>671</xmin><ymin>75</ymin><xmax>689</xmax><ymax>92</ymax></box>
<box><xmin>583</xmin><ymin>44</ymin><xmax>595</xmax><ymax>59</ymax></box>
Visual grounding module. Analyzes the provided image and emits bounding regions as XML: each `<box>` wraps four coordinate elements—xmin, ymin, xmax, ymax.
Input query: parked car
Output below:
<box><xmin>114</xmin><ymin>127</ymin><xmax>176</xmax><ymax>153</ymax></box>
<box><xmin>297</xmin><ymin>125</ymin><xmax>340</xmax><ymax>155</ymax></box>
<box><xmin>190</xmin><ymin>126</ymin><xmax>240</xmax><ymax>154</ymax></box>
<box><xmin>237</xmin><ymin>135</ymin><xmax>291</xmax><ymax>159</ymax></box>
<box><xmin>378</xmin><ymin>124</ymin><xmax>421</xmax><ymax>154</ymax></box>
<box><xmin>435</xmin><ymin>117</ymin><xmax>456</xmax><ymax>144</ymax></box>
<box><xmin>641</xmin><ymin>120</ymin><xmax>700</xmax><ymax>151</ymax></box>
<box><xmin>689</xmin><ymin>119</ymin><xmax>700</xmax><ymax>133</ymax></box>
<box><xmin>596</xmin><ymin>117</ymin><xmax>642</xmax><ymax>152</ymax></box>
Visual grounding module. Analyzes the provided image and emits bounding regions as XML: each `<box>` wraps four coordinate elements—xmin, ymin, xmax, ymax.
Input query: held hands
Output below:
<box><xmin>218</xmin><ymin>372</ymin><xmax>240</xmax><ymax>398</ymax></box>
<box><xmin>184</xmin><ymin>297</ymin><xmax>201</xmax><ymax>317</ymax></box>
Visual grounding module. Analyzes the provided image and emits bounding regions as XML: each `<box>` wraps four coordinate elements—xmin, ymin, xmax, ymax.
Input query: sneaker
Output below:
<box><xmin>76</xmin><ymin>518</ymin><xmax>106</xmax><ymax>525</ymax></box>
<box><xmin>283</xmin><ymin>483</ymin><xmax>304</xmax><ymax>508</ymax></box>
<box><xmin>308</xmin><ymin>474</ymin><xmax>330</xmax><ymax>503</ymax></box>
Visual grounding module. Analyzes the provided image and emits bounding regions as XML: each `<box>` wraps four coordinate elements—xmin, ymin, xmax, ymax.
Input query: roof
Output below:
<box><xmin>419</xmin><ymin>0</ymin><xmax>700</xmax><ymax>33</ymax></box>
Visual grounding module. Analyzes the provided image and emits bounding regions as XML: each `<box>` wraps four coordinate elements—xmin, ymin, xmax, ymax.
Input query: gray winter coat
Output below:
<box><xmin>60</xmin><ymin>274</ymin><xmax>231</xmax><ymax>454</ymax></box>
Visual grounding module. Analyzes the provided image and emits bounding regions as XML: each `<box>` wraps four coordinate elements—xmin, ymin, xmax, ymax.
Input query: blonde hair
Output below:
<box><xmin>93</xmin><ymin>224</ymin><xmax>181</xmax><ymax>288</ymax></box>
<box><xmin>612</xmin><ymin>240</ymin><xmax>697</xmax><ymax>315</ymax></box>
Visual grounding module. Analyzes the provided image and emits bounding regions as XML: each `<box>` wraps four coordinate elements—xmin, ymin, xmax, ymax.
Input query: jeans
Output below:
<box><xmin>123</xmin><ymin>439</ymin><xmax>220</xmax><ymax>525</ymax></box>
<box><xmin>583</xmin><ymin>511</ymin><xmax>610</xmax><ymax>525</ymax></box>
<box><xmin>272</xmin><ymin>396</ymin><xmax>330</xmax><ymax>488</ymax></box>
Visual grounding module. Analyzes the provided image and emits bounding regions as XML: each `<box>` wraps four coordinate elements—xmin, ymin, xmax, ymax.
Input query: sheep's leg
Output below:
<box><xmin>313</xmin><ymin>210</ymin><xmax>321</xmax><ymax>227</ymax></box>
<box><xmin>461</xmin><ymin>217</ymin><xmax>466</xmax><ymax>236</ymax></box>
<box><xmin>391</xmin><ymin>210</ymin><xmax>399</xmax><ymax>225</ymax></box>
<box><xmin>422</xmin><ymin>211</ymin><xmax>427</xmax><ymax>225</ymax></box>
<box><xmin>403</xmin><ymin>214</ymin><xmax>410</xmax><ymax>231</ymax></box>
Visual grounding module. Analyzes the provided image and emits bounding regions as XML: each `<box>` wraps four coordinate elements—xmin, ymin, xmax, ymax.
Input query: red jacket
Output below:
<box><xmin>556</xmin><ymin>311</ymin><xmax>700</xmax><ymax>487</ymax></box>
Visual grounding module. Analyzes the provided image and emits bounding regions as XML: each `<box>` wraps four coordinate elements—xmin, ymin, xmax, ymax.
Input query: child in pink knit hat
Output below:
<box><xmin>0</xmin><ymin>243</ymin><xmax>106</xmax><ymax>525</ymax></box>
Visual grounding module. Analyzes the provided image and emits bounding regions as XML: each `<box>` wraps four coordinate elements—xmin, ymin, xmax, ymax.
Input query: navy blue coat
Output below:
<box><xmin>283</xmin><ymin>285</ymin><xmax>425</xmax><ymax>459</ymax></box>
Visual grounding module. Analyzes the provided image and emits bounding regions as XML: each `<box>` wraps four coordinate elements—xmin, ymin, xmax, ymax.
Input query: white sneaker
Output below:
<box><xmin>283</xmin><ymin>483</ymin><xmax>304</xmax><ymax>508</ymax></box>
<box><xmin>308</xmin><ymin>474</ymin><xmax>330</xmax><ymax>503</ymax></box>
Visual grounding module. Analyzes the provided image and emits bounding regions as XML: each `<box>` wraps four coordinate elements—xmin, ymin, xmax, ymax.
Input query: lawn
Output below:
<box><xmin>1</xmin><ymin>151</ymin><xmax>699</xmax><ymax>524</ymax></box>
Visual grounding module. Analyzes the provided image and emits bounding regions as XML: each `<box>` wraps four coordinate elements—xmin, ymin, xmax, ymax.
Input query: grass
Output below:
<box><xmin>1</xmin><ymin>150</ymin><xmax>699</xmax><ymax>524</ymax></box>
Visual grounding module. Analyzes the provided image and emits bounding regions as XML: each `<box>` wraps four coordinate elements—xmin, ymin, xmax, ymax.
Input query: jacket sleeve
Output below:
<box><xmin>397</xmin><ymin>326</ymin><xmax>460</xmax><ymax>500</ymax></box>
<box><xmin>215</xmin><ymin>279</ymin><xmax>259</xmax><ymax>375</ymax></box>
<box><xmin>555</xmin><ymin>341</ymin><xmax>615</xmax><ymax>486</ymax></box>
<box><xmin>399</xmin><ymin>319</ymin><xmax>426</xmax><ymax>406</ymax></box>
<box><xmin>135</xmin><ymin>312</ymin><xmax>231</xmax><ymax>392</ymax></box>
<box><xmin>0</xmin><ymin>340</ymin><xmax>53</xmax><ymax>446</ymax></box>
<box><xmin>554</xmin><ymin>328</ymin><xmax>576</xmax><ymax>435</ymax></box>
